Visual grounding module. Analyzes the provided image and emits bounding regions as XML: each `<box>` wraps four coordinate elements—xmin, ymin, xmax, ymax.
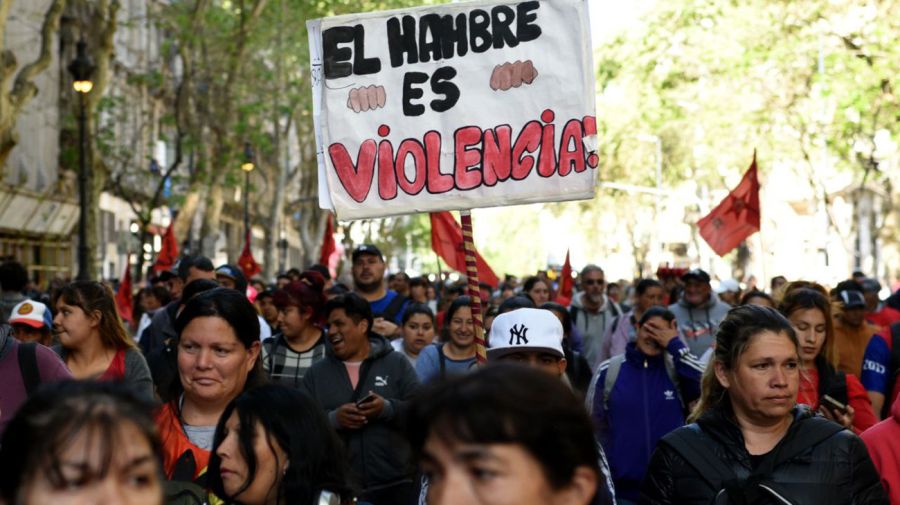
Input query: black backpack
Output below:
<box><xmin>17</xmin><ymin>341</ymin><xmax>41</xmax><ymax>395</ymax></box>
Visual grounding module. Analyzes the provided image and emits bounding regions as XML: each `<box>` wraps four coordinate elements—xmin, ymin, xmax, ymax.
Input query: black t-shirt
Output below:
<box><xmin>749</xmin><ymin>448</ymin><xmax>774</xmax><ymax>471</ymax></box>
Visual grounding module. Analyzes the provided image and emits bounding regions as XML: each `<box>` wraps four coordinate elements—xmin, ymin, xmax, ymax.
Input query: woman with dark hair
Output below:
<box><xmin>590</xmin><ymin>306</ymin><xmax>703</xmax><ymax>505</ymax></box>
<box><xmin>408</xmin><ymin>364</ymin><xmax>606</xmax><ymax>505</ymax></box>
<box><xmin>209</xmin><ymin>384</ymin><xmax>353</xmax><ymax>505</ymax></box>
<box><xmin>0</xmin><ymin>381</ymin><xmax>164</xmax><ymax>505</ymax></box>
<box><xmin>52</xmin><ymin>280</ymin><xmax>153</xmax><ymax>399</ymax></box>
<box><xmin>393</xmin><ymin>303</ymin><xmax>436</xmax><ymax>366</ymax></box>
<box><xmin>416</xmin><ymin>296</ymin><xmax>477</xmax><ymax>383</ymax></box>
<box><xmin>155</xmin><ymin>288</ymin><xmax>266</xmax><ymax>483</ymax></box>
<box><xmin>262</xmin><ymin>271</ymin><xmax>328</xmax><ymax>388</ymax></box>
<box><xmin>541</xmin><ymin>301</ymin><xmax>593</xmax><ymax>398</ymax></box>
<box><xmin>778</xmin><ymin>283</ymin><xmax>877</xmax><ymax>433</ymax></box>
<box><xmin>641</xmin><ymin>305</ymin><xmax>887</xmax><ymax>504</ymax></box>
<box><xmin>599</xmin><ymin>279</ymin><xmax>666</xmax><ymax>363</ymax></box>
<box><xmin>523</xmin><ymin>276</ymin><xmax>551</xmax><ymax>306</ymax></box>
<box><xmin>740</xmin><ymin>290</ymin><xmax>775</xmax><ymax>308</ymax></box>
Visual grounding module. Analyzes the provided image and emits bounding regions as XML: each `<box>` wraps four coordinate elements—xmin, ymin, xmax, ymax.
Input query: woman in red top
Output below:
<box><xmin>778</xmin><ymin>282</ymin><xmax>877</xmax><ymax>433</ymax></box>
<box><xmin>53</xmin><ymin>281</ymin><xmax>153</xmax><ymax>400</ymax></box>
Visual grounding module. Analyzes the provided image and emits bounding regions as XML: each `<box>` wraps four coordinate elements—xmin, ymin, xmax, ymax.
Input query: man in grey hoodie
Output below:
<box><xmin>569</xmin><ymin>264</ymin><xmax>622</xmax><ymax>371</ymax></box>
<box><xmin>667</xmin><ymin>269</ymin><xmax>731</xmax><ymax>359</ymax></box>
<box><xmin>303</xmin><ymin>292</ymin><xmax>420</xmax><ymax>505</ymax></box>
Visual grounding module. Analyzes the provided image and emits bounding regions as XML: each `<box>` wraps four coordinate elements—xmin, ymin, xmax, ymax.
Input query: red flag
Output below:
<box><xmin>698</xmin><ymin>152</ymin><xmax>761</xmax><ymax>256</ymax></box>
<box><xmin>152</xmin><ymin>223</ymin><xmax>178</xmax><ymax>273</ymax></box>
<box><xmin>319</xmin><ymin>214</ymin><xmax>336</xmax><ymax>266</ymax></box>
<box><xmin>238</xmin><ymin>231</ymin><xmax>262</xmax><ymax>279</ymax></box>
<box><xmin>556</xmin><ymin>249</ymin><xmax>573</xmax><ymax>305</ymax></box>
<box><xmin>115</xmin><ymin>263</ymin><xmax>133</xmax><ymax>325</ymax></box>
<box><xmin>430</xmin><ymin>211</ymin><xmax>500</xmax><ymax>287</ymax></box>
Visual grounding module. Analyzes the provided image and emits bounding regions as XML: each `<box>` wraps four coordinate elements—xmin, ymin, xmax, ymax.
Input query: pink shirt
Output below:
<box><xmin>344</xmin><ymin>361</ymin><xmax>362</xmax><ymax>390</ymax></box>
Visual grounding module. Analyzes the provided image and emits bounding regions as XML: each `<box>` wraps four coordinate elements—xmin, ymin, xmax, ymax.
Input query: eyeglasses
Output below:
<box><xmin>583</xmin><ymin>279</ymin><xmax>605</xmax><ymax>286</ymax></box>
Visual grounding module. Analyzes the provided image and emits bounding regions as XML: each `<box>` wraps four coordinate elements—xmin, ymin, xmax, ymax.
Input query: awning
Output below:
<box><xmin>0</xmin><ymin>188</ymin><xmax>79</xmax><ymax>237</ymax></box>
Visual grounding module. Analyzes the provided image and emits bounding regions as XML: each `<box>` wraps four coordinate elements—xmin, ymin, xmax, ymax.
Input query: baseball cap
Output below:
<box><xmin>682</xmin><ymin>269</ymin><xmax>711</xmax><ymax>284</ymax></box>
<box><xmin>716</xmin><ymin>279</ymin><xmax>740</xmax><ymax>294</ymax></box>
<box><xmin>215</xmin><ymin>264</ymin><xmax>240</xmax><ymax>280</ymax></box>
<box><xmin>839</xmin><ymin>290</ymin><xmax>866</xmax><ymax>309</ymax></box>
<box><xmin>352</xmin><ymin>244</ymin><xmax>383</xmax><ymax>262</ymax></box>
<box><xmin>860</xmin><ymin>278</ymin><xmax>881</xmax><ymax>294</ymax></box>
<box><xmin>488</xmin><ymin>308</ymin><xmax>564</xmax><ymax>360</ymax></box>
<box><xmin>9</xmin><ymin>300</ymin><xmax>52</xmax><ymax>330</ymax></box>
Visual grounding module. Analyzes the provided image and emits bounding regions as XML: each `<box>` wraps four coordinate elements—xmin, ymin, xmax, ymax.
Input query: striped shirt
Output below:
<box><xmin>261</xmin><ymin>333</ymin><xmax>327</xmax><ymax>388</ymax></box>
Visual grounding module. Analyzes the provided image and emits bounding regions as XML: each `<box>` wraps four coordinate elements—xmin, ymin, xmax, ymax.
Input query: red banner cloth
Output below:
<box><xmin>152</xmin><ymin>223</ymin><xmax>179</xmax><ymax>273</ymax></box>
<box><xmin>430</xmin><ymin>211</ymin><xmax>499</xmax><ymax>288</ymax></box>
<box><xmin>698</xmin><ymin>152</ymin><xmax>761</xmax><ymax>256</ymax></box>
<box><xmin>238</xmin><ymin>231</ymin><xmax>262</xmax><ymax>279</ymax></box>
<box><xmin>115</xmin><ymin>263</ymin><xmax>133</xmax><ymax>325</ymax></box>
<box><xmin>319</xmin><ymin>214</ymin><xmax>336</xmax><ymax>266</ymax></box>
<box><xmin>556</xmin><ymin>249</ymin><xmax>573</xmax><ymax>305</ymax></box>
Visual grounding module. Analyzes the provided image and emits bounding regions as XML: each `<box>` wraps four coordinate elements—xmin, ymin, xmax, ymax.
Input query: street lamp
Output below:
<box><xmin>241</xmin><ymin>142</ymin><xmax>255</xmax><ymax>240</ymax></box>
<box><xmin>68</xmin><ymin>40</ymin><xmax>94</xmax><ymax>281</ymax></box>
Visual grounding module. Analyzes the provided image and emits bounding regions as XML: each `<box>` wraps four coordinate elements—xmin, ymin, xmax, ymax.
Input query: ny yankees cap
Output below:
<box><xmin>487</xmin><ymin>308</ymin><xmax>564</xmax><ymax>361</ymax></box>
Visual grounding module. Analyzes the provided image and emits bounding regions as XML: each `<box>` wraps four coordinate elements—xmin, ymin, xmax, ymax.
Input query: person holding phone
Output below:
<box><xmin>778</xmin><ymin>282</ymin><xmax>878</xmax><ymax>433</ymax></box>
<box><xmin>302</xmin><ymin>293</ymin><xmax>420</xmax><ymax>505</ymax></box>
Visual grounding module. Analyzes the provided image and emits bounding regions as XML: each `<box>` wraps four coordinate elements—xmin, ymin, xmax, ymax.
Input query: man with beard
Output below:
<box><xmin>667</xmin><ymin>268</ymin><xmax>731</xmax><ymax>359</ymax></box>
<box><xmin>352</xmin><ymin>244</ymin><xmax>409</xmax><ymax>338</ymax></box>
<box><xmin>569</xmin><ymin>264</ymin><xmax>622</xmax><ymax>370</ymax></box>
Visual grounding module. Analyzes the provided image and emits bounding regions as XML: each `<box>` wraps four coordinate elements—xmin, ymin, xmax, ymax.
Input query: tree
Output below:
<box><xmin>0</xmin><ymin>0</ymin><xmax>67</xmax><ymax>168</ymax></box>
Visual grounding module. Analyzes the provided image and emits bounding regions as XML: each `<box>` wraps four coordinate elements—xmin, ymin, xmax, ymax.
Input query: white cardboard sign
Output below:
<box><xmin>309</xmin><ymin>0</ymin><xmax>597</xmax><ymax>220</ymax></box>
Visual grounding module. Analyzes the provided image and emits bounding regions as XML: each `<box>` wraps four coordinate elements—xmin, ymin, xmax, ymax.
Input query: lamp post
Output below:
<box><xmin>241</xmin><ymin>142</ymin><xmax>255</xmax><ymax>241</ymax></box>
<box><xmin>68</xmin><ymin>40</ymin><xmax>94</xmax><ymax>281</ymax></box>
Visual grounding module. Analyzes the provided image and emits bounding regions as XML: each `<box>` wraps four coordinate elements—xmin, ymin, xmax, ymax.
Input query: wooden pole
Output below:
<box><xmin>459</xmin><ymin>210</ymin><xmax>487</xmax><ymax>364</ymax></box>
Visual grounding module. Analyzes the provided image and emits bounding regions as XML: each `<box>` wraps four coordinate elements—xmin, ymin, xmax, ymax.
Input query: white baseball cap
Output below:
<box><xmin>488</xmin><ymin>308</ymin><xmax>564</xmax><ymax>360</ymax></box>
<box><xmin>9</xmin><ymin>300</ymin><xmax>52</xmax><ymax>329</ymax></box>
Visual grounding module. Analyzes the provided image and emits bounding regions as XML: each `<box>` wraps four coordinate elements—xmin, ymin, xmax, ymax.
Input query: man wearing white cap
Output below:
<box><xmin>488</xmin><ymin>307</ymin><xmax>567</xmax><ymax>377</ymax></box>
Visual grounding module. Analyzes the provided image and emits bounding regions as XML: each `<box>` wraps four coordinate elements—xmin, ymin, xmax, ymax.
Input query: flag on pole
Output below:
<box><xmin>115</xmin><ymin>263</ymin><xmax>133</xmax><ymax>325</ymax></box>
<box><xmin>430</xmin><ymin>211</ymin><xmax>499</xmax><ymax>287</ymax></box>
<box><xmin>698</xmin><ymin>151</ymin><xmax>761</xmax><ymax>256</ymax></box>
<box><xmin>556</xmin><ymin>249</ymin><xmax>573</xmax><ymax>305</ymax></box>
<box><xmin>319</xmin><ymin>214</ymin><xmax>336</xmax><ymax>266</ymax></box>
<box><xmin>238</xmin><ymin>231</ymin><xmax>262</xmax><ymax>279</ymax></box>
<box><xmin>152</xmin><ymin>223</ymin><xmax>178</xmax><ymax>273</ymax></box>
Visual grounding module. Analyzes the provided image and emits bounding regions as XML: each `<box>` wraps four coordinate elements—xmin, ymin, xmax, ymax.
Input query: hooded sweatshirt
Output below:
<box><xmin>302</xmin><ymin>332</ymin><xmax>420</xmax><ymax>491</ymax></box>
<box><xmin>667</xmin><ymin>292</ymin><xmax>731</xmax><ymax>358</ymax></box>
<box><xmin>570</xmin><ymin>291</ymin><xmax>622</xmax><ymax>370</ymax></box>
<box><xmin>861</xmin><ymin>394</ymin><xmax>900</xmax><ymax>504</ymax></box>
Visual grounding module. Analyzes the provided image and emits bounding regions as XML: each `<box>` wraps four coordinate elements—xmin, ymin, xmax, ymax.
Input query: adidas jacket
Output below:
<box><xmin>589</xmin><ymin>340</ymin><xmax>703</xmax><ymax>501</ymax></box>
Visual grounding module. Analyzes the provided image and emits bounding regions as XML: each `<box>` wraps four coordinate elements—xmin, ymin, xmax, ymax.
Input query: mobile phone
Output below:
<box><xmin>822</xmin><ymin>394</ymin><xmax>847</xmax><ymax>414</ymax></box>
<box><xmin>356</xmin><ymin>393</ymin><xmax>376</xmax><ymax>407</ymax></box>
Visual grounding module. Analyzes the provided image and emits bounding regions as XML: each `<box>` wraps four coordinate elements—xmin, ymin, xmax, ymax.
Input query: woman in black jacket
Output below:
<box><xmin>640</xmin><ymin>305</ymin><xmax>887</xmax><ymax>505</ymax></box>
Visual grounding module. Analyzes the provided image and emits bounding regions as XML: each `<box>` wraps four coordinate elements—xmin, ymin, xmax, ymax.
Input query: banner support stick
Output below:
<box><xmin>459</xmin><ymin>210</ymin><xmax>487</xmax><ymax>364</ymax></box>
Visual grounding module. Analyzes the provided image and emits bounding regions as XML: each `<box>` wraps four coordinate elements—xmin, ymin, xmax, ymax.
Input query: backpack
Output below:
<box><xmin>602</xmin><ymin>353</ymin><xmax>683</xmax><ymax>412</ymax></box>
<box><xmin>570</xmin><ymin>299</ymin><xmax>622</xmax><ymax>328</ymax></box>
<box><xmin>663</xmin><ymin>416</ymin><xmax>844</xmax><ymax>505</ymax></box>
<box><xmin>17</xmin><ymin>341</ymin><xmax>41</xmax><ymax>395</ymax></box>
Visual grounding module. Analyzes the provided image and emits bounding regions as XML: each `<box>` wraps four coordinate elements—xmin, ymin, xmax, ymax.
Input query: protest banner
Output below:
<box><xmin>309</xmin><ymin>0</ymin><xmax>597</xmax><ymax>362</ymax></box>
<box><xmin>308</xmin><ymin>0</ymin><xmax>597</xmax><ymax>221</ymax></box>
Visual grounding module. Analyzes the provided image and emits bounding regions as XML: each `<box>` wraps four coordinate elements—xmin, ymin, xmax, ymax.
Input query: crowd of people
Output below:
<box><xmin>0</xmin><ymin>248</ymin><xmax>899</xmax><ymax>504</ymax></box>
